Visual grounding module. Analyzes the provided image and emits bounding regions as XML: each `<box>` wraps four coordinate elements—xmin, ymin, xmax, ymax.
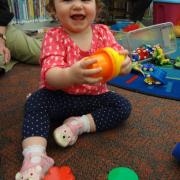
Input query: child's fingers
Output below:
<box><xmin>119</xmin><ymin>49</ymin><xmax>129</xmax><ymax>56</ymax></box>
<box><xmin>3</xmin><ymin>48</ymin><xmax>11</xmax><ymax>64</ymax></box>
<box><xmin>84</xmin><ymin>76</ymin><xmax>103</xmax><ymax>84</ymax></box>
<box><xmin>121</xmin><ymin>56</ymin><xmax>131</xmax><ymax>68</ymax></box>
<box><xmin>82</xmin><ymin>67</ymin><xmax>102</xmax><ymax>76</ymax></box>
<box><xmin>122</xmin><ymin>63</ymin><xmax>132</xmax><ymax>74</ymax></box>
<box><xmin>120</xmin><ymin>56</ymin><xmax>132</xmax><ymax>75</ymax></box>
<box><xmin>80</xmin><ymin>58</ymin><xmax>97</xmax><ymax>68</ymax></box>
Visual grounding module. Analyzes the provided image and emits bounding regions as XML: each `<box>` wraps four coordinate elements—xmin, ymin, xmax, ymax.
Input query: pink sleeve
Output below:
<box><xmin>99</xmin><ymin>24</ymin><xmax>124</xmax><ymax>51</ymax></box>
<box><xmin>40</xmin><ymin>29</ymin><xmax>67</xmax><ymax>83</ymax></box>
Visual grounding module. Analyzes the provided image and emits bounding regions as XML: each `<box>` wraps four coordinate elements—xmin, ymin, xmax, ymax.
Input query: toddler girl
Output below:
<box><xmin>16</xmin><ymin>0</ymin><xmax>132</xmax><ymax>179</ymax></box>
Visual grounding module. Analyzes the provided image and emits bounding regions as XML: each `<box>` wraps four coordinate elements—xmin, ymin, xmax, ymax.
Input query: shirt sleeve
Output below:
<box><xmin>0</xmin><ymin>0</ymin><xmax>14</xmax><ymax>26</ymax></box>
<box><xmin>98</xmin><ymin>24</ymin><xmax>124</xmax><ymax>51</ymax></box>
<box><xmin>40</xmin><ymin>28</ymin><xmax>67</xmax><ymax>83</ymax></box>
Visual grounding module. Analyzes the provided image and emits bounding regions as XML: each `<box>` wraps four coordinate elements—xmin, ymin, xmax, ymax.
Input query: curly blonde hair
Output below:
<box><xmin>46</xmin><ymin>0</ymin><xmax>105</xmax><ymax>20</ymax></box>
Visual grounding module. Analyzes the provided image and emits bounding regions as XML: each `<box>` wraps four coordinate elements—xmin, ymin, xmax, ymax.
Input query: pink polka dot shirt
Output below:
<box><xmin>40</xmin><ymin>24</ymin><xmax>124</xmax><ymax>95</ymax></box>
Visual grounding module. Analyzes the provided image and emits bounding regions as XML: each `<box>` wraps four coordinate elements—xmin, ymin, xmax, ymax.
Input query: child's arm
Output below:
<box><xmin>45</xmin><ymin>57</ymin><xmax>102</xmax><ymax>89</ymax></box>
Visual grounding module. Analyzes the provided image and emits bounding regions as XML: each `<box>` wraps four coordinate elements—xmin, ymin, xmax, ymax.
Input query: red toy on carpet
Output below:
<box><xmin>44</xmin><ymin>166</ymin><xmax>75</xmax><ymax>180</ymax></box>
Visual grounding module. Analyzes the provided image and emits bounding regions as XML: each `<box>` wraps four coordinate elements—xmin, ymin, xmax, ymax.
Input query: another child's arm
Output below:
<box><xmin>0</xmin><ymin>26</ymin><xmax>10</xmax><ymax>64</ymax></box>
<box><xmin>45</xmin><ymin>57</ymin><xmax>102</xmax><ymax>89</ymax></box>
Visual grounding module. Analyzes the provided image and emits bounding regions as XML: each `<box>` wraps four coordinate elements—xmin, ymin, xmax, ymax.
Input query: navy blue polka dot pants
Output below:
<box><xmin>23</xmin><ymin>88</ymin><xmax>131</xmax><ymax>139</ymax></box>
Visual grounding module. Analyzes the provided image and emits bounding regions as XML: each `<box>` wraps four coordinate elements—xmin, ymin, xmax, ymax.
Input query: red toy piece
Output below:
<box><xmin>44</xmin><ymin>166</ymin><xmax>75</xmax><ymax>180</ymax></box>
<box><xmin>135</xmin><ymin>48</ymin><xmax>149</xmax><ymax>60</ymax></box>
<box><xmin>122</xmin><ymin>23</ymin><xmax>140</xmax><ymax>32</ymax></box>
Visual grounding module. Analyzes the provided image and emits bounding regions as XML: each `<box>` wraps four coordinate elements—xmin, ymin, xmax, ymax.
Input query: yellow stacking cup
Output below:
<box><xmin>87</xmin><ymin>47</ymin><xmax>126</xmax><ymax>82</ymax></box>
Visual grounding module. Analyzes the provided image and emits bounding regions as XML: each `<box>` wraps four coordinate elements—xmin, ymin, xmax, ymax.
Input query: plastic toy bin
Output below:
<box><xmin>153</xmin><ymin>0</ymin><xmax>180</xmax><ymax>25</ymax></box>
<box><xmin>114</xmin><ymin>22</ymin><xmax>177</xmax><ymax>58</ymax></box>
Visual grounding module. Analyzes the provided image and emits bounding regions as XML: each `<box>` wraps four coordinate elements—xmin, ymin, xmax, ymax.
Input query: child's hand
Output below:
<box><xmin>119</xmin><ymin>49</ymin><xmax>132</xmax><ymax>75</ymax></box>
<box><xmin>68</xmin><ymin>58</ymin><xmax>103</xmax><ymax>85</ymax></box>
<box><xmin>0</xmin><ymin>39</ymin><xmax>11</xmax><ymax>64</ymax></box>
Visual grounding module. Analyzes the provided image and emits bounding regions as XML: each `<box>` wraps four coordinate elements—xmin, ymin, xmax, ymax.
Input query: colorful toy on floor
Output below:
<box><xmin>122</xmin><ymin>23</ymin><xmax>140</xmax><ymax>32</ymax></box>
<box><xmin>111</xmin><ymin>20</ymin><xmax>133</xmax><ymax>31</ymax></box>
<box><xmin>144</xmin><ymin>67</ymin><xmax>167</xmax><ymax>85</ymax></box>
<box><xmin>44</xmin><ymin>166</ymin><xmax>75</xmax><ymax>180</ymax></box>
<box><xmin>131</xmin><ymin>43</ymin><xmax>175</xmax><ymax>65</ymax></box>
<box><xmin>134</xmin><ymin>47</ymin><xmax>150</xmax><ymax>61</ymax></box>
<box><xmin>132</xmin><ymin>52</ymin><xmax>140</xmax><ymax>62</ymax></box>
<box><xmin>131</xmin><ymin>61</ymin><xmax>168</xmax><ymax>86</ymax></box>
<box><xmin>143</xmin><ymin>44</ymin><xmax>154</xmax><ymax>55</ymax></box>
<box><xmin>108</xmin><ymin>167</ymin><xmax>139</xmax><ymax>180</ymax></box>
<box><xmin>132</xmin><ymin>62</ymin><xmax>145</xmax><ymax>76</ymax></box>
<box><xmin>152</xmin><ymin>45</ymin><xmax>171</xmax><ymax>65</ymax></box>
<box><xmin>142</xmin><ymin>63</ymin><xmax>155</xmax><ymax>72</ymax></box>
<box><xmin>132</xmin><ymin>44</ymin><xmax>154</xmax><ymax>62</ymax></box>
<box><xmin>172</xmin><ymin>142</ymin><xmax>180</xmax><ymax>162</ymax></box>
<box><xmin>144</xmin><ymin>75</ymin><xmax>159</xmax><ymax>85</ymax></box>
<box><xmin>86</xmin><ymin>47</ymin><xmax>126</xmax><ymax>82</ymax></box>
<box><xmin>174</xmin><ymin>56</ymin><xmax>180</xmax><ymax>69</ymax></box>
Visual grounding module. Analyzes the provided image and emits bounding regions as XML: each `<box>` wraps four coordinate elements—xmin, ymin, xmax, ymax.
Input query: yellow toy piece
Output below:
<box><xmin>152</xmin><ymin>45</ymin><xmax>171</xmax><ymax>65</ymax></box>
<box><xmin>86</xmin><ymin>47</ymin><xmax>126</xmax><ymax>82</ymax></box>
<box><xmin>174</xmin><ymin>26</ymin><xmax>180</xmax><ymax>37</ymax></box>
<box><xmin>144</xmin><ymin>76</ymin><xmax>161</xmax><ymax>85</ymax></box>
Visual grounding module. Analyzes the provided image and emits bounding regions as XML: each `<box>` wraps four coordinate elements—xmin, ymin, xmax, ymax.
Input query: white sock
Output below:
<box><xmin>23</xmin><ymin>145</ymin><xmax>46</xmax><ymax>163</ymax></box>
<box><xmin>71</xmin><ymin>115</ymin><xmax>90</xmax><ymax>135</ymax></box>
<box><xmin>65</xmin><ymin>115</ymin><xmax>91</xmax><ymax>135</ymax></box>
<box><xmin>79</xmin><ymin>115</ymin><xmax>90</xmax><ymax>133</ymax></box>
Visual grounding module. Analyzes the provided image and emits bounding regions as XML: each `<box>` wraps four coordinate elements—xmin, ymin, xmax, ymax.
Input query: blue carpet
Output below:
<box><xmin>108</xmin><ymin>38</ymin><xmax>180</xmax><ymax>100</ymax></box>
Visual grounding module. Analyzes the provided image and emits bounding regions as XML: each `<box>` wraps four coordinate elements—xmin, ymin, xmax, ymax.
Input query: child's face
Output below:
<box><xmin>54</xmin><ymin>0</ymin><xmax>97</xmax><ymax>33</ymax></box>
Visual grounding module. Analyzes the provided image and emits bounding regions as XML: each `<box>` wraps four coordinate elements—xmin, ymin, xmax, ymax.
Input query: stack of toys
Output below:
<box><xmin>132</xmin><ymin>44</ymin><xmax>171</xmax><ymax>66</ymax></box>
<box><xmin>85</xmin><ymin>47</ymin><xmax>126</xmax><ymax>82</ymax></box>
<box><xmin>130</xmin><ymin>42</ymin><xmax>173</xmax><ymax>85</ymax></box>
<box><xmin>113</xmin><ymin>22</ymin><xmax>178</xmax><ymax>86</ymax></box>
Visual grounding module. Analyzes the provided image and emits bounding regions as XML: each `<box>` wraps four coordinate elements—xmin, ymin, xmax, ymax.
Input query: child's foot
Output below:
<box><xmin>53</xmin><ymin>116</ymin><xmax>90</xmax><ymax>147</ymax></box>
<box><xmin>15</xmin><ymin>153</ymin><xmax>54</xmax><ymax>180</ymax></box>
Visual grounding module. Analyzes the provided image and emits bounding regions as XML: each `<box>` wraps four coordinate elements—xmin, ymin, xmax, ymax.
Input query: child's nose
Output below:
<box><xmin>72</xmin><ymin>1</ymin><xmax>83</xmax><ymax>10</ymax></box>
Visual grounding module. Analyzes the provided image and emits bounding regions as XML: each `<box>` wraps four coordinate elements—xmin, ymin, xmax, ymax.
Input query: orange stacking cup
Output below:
<box><xmin>87</xmin><ymin>47</ymin><xmax>125</xmax><ymax>82</ymax></box>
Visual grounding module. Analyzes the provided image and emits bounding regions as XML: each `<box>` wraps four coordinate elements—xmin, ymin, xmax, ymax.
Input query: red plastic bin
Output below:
<box><xmin>153</xmin><ymin>0</ymin><xmax>180</xmax><ymax>25</ymax></box>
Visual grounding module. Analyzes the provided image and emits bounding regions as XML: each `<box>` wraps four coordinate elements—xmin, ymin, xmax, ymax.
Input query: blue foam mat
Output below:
<box><xmin>108</xmin><ymin>38</ymin><xmax>180</xmax><ymax>100</ymax></box>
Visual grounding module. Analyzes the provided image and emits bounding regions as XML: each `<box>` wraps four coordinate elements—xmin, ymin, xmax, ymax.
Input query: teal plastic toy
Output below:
<box><xmin>108</xmin><ymin>167</ymin><xmax>139</xmax><ymax>180</ymax></box>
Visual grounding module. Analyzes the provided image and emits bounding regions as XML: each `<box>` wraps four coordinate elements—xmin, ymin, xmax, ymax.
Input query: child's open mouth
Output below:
<box><xmin>71</xmin><ymin>15</ymin><xmax>85</xmax><ymax>20</ymax></box>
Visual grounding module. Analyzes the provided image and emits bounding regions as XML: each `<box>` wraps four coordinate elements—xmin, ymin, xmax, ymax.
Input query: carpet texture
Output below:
<box><xmin>0</xmin><ymin>64</ymin><xmax>180</xmax><ymax>180</ymax></box>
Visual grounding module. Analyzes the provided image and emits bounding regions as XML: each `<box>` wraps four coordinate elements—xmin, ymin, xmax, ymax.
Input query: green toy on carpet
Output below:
<box><xmin>108</xmin><ymin>167</ymin><xmax>139</xmax><ymax>180</ymax></box>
